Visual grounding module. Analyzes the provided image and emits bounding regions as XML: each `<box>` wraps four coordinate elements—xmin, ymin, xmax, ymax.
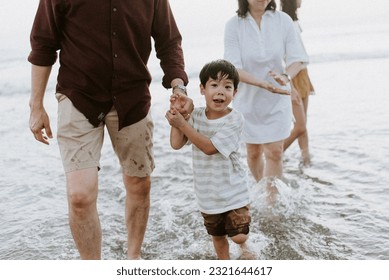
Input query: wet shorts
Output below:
<box><xmin>56</xmin><ymin>93</ymin><xmax>155</xmax><ymax>177</ymax></box>
<box><xmin>201</xmin><ymin>206</ymin><xmax>251</xmax><ymax>237</ymax></box>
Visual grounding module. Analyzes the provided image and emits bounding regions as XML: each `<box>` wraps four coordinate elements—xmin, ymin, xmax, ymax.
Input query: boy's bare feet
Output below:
<box><xmin>238</xmin><ymin>243</ymin><xmax>257</xmax><ymax>260</ymax></box>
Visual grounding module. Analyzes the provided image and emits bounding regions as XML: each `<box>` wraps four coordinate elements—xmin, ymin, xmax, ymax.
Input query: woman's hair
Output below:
<box><xmin>236</xmin><ymin>0</ymin><xmax>277</xmax><ymax>18</ymax></box>
<box><xmin>280</xmin><ymin>0</ymin><xmax>298</xmax><ymax>21</ymax></box>
<box><xmin>199</xmin><ymin>59</ymin><xmax>239</xmax><ymax>90</ymax></box>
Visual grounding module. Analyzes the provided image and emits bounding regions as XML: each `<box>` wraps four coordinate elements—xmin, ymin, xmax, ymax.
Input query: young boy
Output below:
<box><xmin>165</xmin><ymin>59</ymin><xmax>252</xmax><ymax>260</ymax></box>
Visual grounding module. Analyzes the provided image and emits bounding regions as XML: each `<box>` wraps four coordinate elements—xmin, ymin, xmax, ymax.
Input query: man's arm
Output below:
<box><xmin>169</xmin><ymin>78</ymin><xmax>194</xmax><ymax>118</ymax></box>
<box><xmin>29</xmin><ymin>65</ymin><xmax>53</xmax><ymax>145</ymax></box>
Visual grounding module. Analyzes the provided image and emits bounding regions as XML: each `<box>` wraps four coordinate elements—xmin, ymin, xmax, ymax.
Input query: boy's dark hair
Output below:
<box><xmin>199</xmin><ymin>59</ymin><xmax>239</xmax><ymax>89</ymax></box>
<box><xmin>280</xmin><ymin>0</ymin><xmax>298</xmax><ymax>21</ymax></box>
<box><xmin>236</xmin><ymin>0</ymin><xmax>277</xmax><ymax>18</ymax></box>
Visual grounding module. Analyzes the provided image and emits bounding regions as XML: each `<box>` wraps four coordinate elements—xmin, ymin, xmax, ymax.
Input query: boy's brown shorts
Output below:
<box><xmin>201</xmin><ymin>206</ymin><xmax>251</xmax><ymax>237</ymax></box>
<box><xmin>56</xmin><ymin>93</ymin><xmax>155</xmax><ymax>177</ymax></box>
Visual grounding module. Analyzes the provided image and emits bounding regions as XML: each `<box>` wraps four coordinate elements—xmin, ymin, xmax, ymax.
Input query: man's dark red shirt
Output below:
<box><xmin>28</xmin><ymin>0</ymin><xmax>188</xmax><ymax>129</ymax></box>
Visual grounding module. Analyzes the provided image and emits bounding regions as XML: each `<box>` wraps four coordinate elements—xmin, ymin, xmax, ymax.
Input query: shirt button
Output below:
<box><xmin>113</xmin><ymin>53</ymin><xmax>118</xmax><ymax>58</ymax></box>
<box><xmin>112</xmin><ymin>31</ymin><xmax>117</xmax><ymax>36</ymax></box>
<box><xmin>113</xmin><ymin>7</ymin><xmax>117</xmax><ymax>12</ymax></box>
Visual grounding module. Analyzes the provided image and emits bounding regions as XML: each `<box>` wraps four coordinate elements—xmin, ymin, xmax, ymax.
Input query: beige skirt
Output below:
<box><xmin>292</xmin><ymin>68</ymin><xmax>315</xmax><ymax>98</ymax></box>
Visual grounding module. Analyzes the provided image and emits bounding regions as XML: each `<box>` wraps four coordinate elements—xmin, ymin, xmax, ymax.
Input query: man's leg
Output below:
<box><xmin>123</xmin><ymin>175</ymin><xmax>151</xmax><ymax>260</ymax></box>
<box><xmin>56</xmin><ymin>94</ymin><xmax>104</xmax><ymax>259</ymax></box>
<box><xmin>104</xmin><ymin>109</ymin><xmax>154</xmax><ymax>259</ymax></box>
<box><xmin>67</xmin><ymin>167</ymin><xmax>101</xmax><ymax>259</ymax></box>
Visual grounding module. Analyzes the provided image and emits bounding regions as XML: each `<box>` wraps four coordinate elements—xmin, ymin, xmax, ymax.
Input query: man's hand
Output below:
<box><xmin>29</xmin><ymin>106</ymin><xmax>53</xmax><ymax>145</ymax></box>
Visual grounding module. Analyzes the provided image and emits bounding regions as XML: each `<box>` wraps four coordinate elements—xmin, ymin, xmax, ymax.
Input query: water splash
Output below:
<box><xmin>249</xmin><ymin>177</ymin><xmax>306</xmax><ymax>217</ymax></box>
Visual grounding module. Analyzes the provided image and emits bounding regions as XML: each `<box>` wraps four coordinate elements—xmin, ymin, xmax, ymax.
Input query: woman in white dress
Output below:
<box><xmin>224</xmin><ymin>0</ymin><xmax>309</xmax><ymax>203</ymax></box>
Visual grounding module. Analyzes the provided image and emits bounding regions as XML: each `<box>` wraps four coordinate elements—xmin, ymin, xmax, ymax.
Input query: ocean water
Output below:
<box><xmin>1</xmin><ymin>0</ymin><xmax>389</xmax><ymax>260</ymax></box>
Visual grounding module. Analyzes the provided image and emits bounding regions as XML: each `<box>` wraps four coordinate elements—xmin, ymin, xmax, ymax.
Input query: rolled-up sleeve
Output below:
<box><xmin>28</xmin><ymin>0</ymin><xmax>62</xmax><ymax>66</ymax></box>
<box><xmin>152</xmin><ymin>0</ymin><xmax>188</xmax><ymax>88</ymax></box>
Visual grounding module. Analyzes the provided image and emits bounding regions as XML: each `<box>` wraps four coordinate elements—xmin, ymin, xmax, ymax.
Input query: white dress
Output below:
<box><xmin>224</xmin><ymin>11</ymin><xmax>309</xmax><ymax>144</ymax></box>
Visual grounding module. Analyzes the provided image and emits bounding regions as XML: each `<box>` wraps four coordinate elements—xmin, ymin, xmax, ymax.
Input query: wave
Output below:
<box><xmin>310</xmin><ymin>50</ymin><xmax>389</xmax><ymax>64</ymax></box>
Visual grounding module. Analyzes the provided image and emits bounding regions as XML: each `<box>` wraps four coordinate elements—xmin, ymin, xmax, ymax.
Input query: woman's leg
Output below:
<box><xmin>246</xmin><ymin>144</ymin><xmax>264</xmax><ymax>182</ymax></box>
<box><xmin>263</xmin><ymin>140</ymin><xmax>284</xmax><ymax>178</ymax></box>
<box><xmin>263</xmin><ymin>140</ymin><xmax>284</xmax><ymax>204</ymax></box>
<box><xmin>298</xmin><ymin>96</ymin><xmax>311</xmax><ymax>165</ymax></box>
<box><xmin>284</xmin><ymin>89</ymin><xmax>306</xmax><ymax>151</ymax></box>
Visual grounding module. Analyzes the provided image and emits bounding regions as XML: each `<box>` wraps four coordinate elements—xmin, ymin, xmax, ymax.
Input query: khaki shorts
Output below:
<box><xmin>201</xmin><ymin>206</ymin><xmax>251</xmax><ymax>237</ymax></box>
<box><xmin>56</xmin><ymin>93</ymin><xmax>154</xmax><ymax>177</ymax></box>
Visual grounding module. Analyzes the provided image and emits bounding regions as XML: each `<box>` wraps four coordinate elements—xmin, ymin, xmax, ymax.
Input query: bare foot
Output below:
<box><xmin>301</xmin><ymin>150</ymin><xmax>311</xmax><ymax>167</ymax></box>
<box><xmin>238</xmin><ymin>243</ymin><xmax>257</xmax><ymax>260</ymax></box>
<box><xmin>266</xmin><ymin>184</ymin><xmax>278</xmax><ymax>206</ymax></box>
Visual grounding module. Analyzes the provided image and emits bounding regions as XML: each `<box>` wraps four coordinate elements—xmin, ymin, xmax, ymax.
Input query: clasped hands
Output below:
<box><xmin>165</xmin><ymin>92</ymin><xmax>193</xmax><ymax>128</ymax></box>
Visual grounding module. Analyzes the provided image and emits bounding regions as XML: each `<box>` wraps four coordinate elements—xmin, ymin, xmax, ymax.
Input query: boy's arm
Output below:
<box><xmin>170</xmin><ymin>126</ymin><xmax>187</xmax><ymax>150</ymax></box>
<box><xmin>179</xmin><ymin>122</ymin><xmax>218</xmax><ymax>155</ymax></box>
<box><xmin>166</xmin><ymin>109</ymin><xmax>217</xmax><ymax>155</ymax></box>
<box><xmin>166</xmin><ymin>107</ymin><xmax>188</xmax><ymax>149</ymax></box>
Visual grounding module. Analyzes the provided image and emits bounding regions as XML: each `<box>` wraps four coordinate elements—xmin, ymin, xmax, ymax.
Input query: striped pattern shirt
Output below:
<box><xmin>187</xmin><ymin>107</ymin><xmax>250</xmax><ymax>214</ymax></box>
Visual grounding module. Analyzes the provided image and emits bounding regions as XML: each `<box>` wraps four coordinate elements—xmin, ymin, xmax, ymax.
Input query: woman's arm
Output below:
<box><xmin>268</xmin><ymin>62</ymin><xmax>307</xmax><ymax>86</ymax></box>
<box><xmin>285</xmin><ymin>61</ymin><xmax>306</xmax><ymax>79</ymax></box>
<box><xmin>237</xmin><ymin>69</ymin><xmax>291</xmax><ymax>95</ymax></box>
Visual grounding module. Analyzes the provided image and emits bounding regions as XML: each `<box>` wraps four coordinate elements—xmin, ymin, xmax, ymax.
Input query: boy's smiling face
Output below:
<box><xmin>200</xmin><ymin>72</ymin><xmax>237</xmax><ymax>119</ymax></box>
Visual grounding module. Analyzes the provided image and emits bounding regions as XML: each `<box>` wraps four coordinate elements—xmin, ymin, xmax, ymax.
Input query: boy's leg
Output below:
<box><xmin>226</xmin><ymin>207</ymin><xmax>256</xmax><ymax>259</ymax></box>
<box><xmin>201</xmin><ymin>212</ymin><xmax>230</xmax><ymax>259</ymax></box>
<box><xmin>212</xmin><ymin>235</ymin><xmax>230</xmax><ymax>260</ymax></box>
<box><xmin>231</xmin><ymin>233</ymin><xmax>248</xmax><ymax>245</ymax></box>
<box><xmin>227</xmin><ymin>207</ymin><xmax>250</xmax><ymax>244</ymax></box>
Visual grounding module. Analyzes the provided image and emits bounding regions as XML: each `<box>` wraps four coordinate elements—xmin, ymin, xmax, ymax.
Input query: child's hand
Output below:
<box><xmin>170</xmin><ymin>93</ymin><xmax>193</xmax><ymax>119</ymax></box>
<box><xmin>165</xmin><ymin>108</ymin><xmax>187</xmax><ymax>128</ymax></box>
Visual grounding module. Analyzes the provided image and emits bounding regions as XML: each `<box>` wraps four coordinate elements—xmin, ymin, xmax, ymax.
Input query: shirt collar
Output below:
<box><xmin>247</xmin><ymin>10</ymin><xmax>275</xmax><ymax>21</ymax></box>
